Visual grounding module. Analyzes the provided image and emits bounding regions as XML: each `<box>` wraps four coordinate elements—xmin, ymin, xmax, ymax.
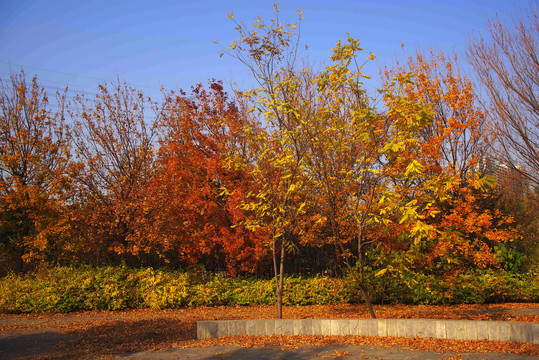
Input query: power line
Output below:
<box><xmin>1</xmin><ymin>61</ymin><xmax>110</xmax><ymax>83</ymax></box>
<box><xmin>0</xmin><ymin>61</ymin><xmax>166</xmax><ymax>98</ymax></box>
<box><xmin>0</xmin><ymin>81</ymin><xmax>162</xmax><ymax>123</ymax></box>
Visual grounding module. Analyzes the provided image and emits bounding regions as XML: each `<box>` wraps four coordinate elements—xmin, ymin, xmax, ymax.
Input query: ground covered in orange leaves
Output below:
<box><xmin>0</xmin><ymin>303</ymin><xmax>538</xmax><ymax>359</ymax></box>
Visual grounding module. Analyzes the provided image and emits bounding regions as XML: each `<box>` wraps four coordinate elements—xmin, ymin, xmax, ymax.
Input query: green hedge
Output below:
<box><xmin>0</xmin><ymin>266</ymin><xmax>537</xmax><ymax>313</ymax></box>
<box><xmin>365</xmin><ymin>268</ymin><xmax>539</xmax><ymax>305</ymax></box>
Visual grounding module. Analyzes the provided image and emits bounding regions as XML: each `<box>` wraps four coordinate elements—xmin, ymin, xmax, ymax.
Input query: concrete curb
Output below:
<box><xmin>197</xmin><ymin>319</ymin><xmax>539</xmax><ymax>344</ymax></box>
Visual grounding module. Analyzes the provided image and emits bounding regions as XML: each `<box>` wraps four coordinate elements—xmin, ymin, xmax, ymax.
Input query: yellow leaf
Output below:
<box><xmin>375</xmin><ymin>268</ymin><xmax>387</xmax><ymax>277</ymax></box>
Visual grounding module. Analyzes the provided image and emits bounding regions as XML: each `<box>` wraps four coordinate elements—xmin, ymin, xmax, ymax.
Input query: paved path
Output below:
<box><xmin>115</xmin><ymin>345</ymin><xmax>537</xmax><ymax>360</ymax></box>
<box><xmin>1</xmin><ymin>330</ymin><xmax>537</xmax><ymax>360</ymax></box>
<box><xmin>1</xmin><ymin>306</ymin><xmax>538</xmax><ymax>359</ymax></box>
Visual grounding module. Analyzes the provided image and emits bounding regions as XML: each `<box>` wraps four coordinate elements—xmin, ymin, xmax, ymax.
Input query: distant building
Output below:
<box><xmin>476</xmin><ymin>156</ymin><xmax>529</xmax><ymax>198</ymax></box>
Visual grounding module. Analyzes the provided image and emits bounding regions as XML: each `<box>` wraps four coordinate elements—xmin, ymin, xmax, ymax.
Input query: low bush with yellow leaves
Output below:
<box><xmin>0</xmin><ymin>266</ymin><xmax>536</xmax><ymax>313</ymax></box>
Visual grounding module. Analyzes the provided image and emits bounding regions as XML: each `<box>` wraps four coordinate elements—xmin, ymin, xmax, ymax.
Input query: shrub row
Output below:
<box><xmin>0</xmin><ymin>266</ymin><xmax>537</xmax><ymax>313</ymax></box>
<box><xmin>365</xmin><ymin>269</ymin><xmax>539</xmax><ymax>305</ymax></box>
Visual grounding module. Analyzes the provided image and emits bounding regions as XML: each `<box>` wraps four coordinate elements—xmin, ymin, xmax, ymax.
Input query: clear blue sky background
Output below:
<box><xmin>0</xmin><ymin>0</ymin><xmax>526</xmax><ymax>102</ymax></box>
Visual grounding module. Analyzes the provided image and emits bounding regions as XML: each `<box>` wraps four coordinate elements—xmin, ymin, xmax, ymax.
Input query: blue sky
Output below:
<box><xmin>0</xmin><ymin>0</ymin><xmax>526</xmax><ymax>102</ymax></box>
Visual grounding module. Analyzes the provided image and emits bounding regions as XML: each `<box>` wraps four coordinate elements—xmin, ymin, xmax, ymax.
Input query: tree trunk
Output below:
<box><xmin>347</xmin><ymin>257</ymin><xmax>376</xmax><ymax>319</ymax></box>
<box><xmin>331</xmin><ymin>214</ymin><xmax>377</xmax><ymax>318</ymax></box>
<box><xmin>272</xmin><ymin>236</ymin><xmax>285</xmax><ymax>319</ymax></box>
<box><xmin>357</xmin><ymin>224</ymin><xmax>376</xmax><ymax>318</ymax></box>
<box><xmin>358</xmin><ymin>279</ymin><xmax>376</xmax><ymax>318</ymax></box>
<box><xmin>277</xmin><ymin>238</ymin><xmax>285</xmax><ymax>319</ymax></box>
<box><xmin>276</xmin><ymin>281</ymin><xmax>283</xmax><ymax>319</ymax></box>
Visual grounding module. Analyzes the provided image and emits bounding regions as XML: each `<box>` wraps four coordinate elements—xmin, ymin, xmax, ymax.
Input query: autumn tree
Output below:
<box><xmin>284</xmin><ymin>37</ymin><xmax>387</xmax><ymax>318</ymax></box>
<box><xmin>0</xmin><ymin>71</ymin><xmax>71</xmax><ymax>271</ymax></box>
<box><xmin>370</xmin><ymin>68</ymin><xmax>455</xmax><ymax>280</ymax></box>
<box><xmin>149</xmin><ymin>81</ymin><xmax>268</xmax><ymax>275</ymax></box>
<box><xmin>222</xmin><ymin>5</ymin><xmax>310</xmax><ymax>318</ymax></box>
<box><xmin>467</xmin><ymin>1</ymin><xmax>539</xmax><ymax>186</ymax></box>
<box><xmin>68</xmin><ymin>80</ymin><xmax>161</xmax><ymax>265</ymax></box>
<box><xmin>386</xmin><ymin>50</ymin><xmax>489</xmax><ymax>180</ymax></box>
<box><xmin>296</xmin><ymin>51</ymin><xmax>460</xmax><ymax>315</ymax></box>
<box><xmin>222</xmin><ymin>5</ymin><xmax>460</xmax><ymax>318</ymax></box>
<box><xmin>382</xmin><ymin>50</ymin><xmax>520</xmax><ymax>277</ymax></box>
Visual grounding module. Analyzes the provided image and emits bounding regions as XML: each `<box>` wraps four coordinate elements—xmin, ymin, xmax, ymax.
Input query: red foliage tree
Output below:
<box><xmin>150</xmin><ymin>81</ymin><xmax>268</xmax><ymax>275</ymax></box>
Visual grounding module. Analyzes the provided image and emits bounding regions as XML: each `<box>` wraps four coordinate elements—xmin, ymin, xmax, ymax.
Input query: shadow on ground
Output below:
<box><xmin>0</xmin><ymin>318</ymin><xmax>196</xmax><ymax>359</ymax></box>
<box><xmin>56</xmin><ymin>317</ymin><xmax>196</xmax><ymax>358</ymax></box>
<box><xmin>0</xmin><ymin>330</ymin><xmax>73</xmax><ymax>359</ymax></box>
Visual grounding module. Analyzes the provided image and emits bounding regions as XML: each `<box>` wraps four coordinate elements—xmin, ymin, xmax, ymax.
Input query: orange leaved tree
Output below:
<box><xmin>68</xmin><ymin>80</ymin><xmax>161</xmax><ymax>265</ymax></box>
<box><xmin>382</xmin><ymin>50</ymin><xmax>519</xmax><ymax>276</ymax></box>
<box><xmin>0</xmin><ymin>71</ymin><xmax>71</xmax><ymax>272</ymax></box>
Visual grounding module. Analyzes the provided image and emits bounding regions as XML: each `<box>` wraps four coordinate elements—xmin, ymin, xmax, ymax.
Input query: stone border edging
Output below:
<box><xmin>197</xmin><ymin>319</ymin><xmax>539</xmax><ymax>344</ymax></box>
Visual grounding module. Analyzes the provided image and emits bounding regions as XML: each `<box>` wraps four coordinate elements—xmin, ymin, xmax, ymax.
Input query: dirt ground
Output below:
<box><xmin>0</xmin><ymin>303</ymin><xmax>538</xmax><ymax>359</ymax></box>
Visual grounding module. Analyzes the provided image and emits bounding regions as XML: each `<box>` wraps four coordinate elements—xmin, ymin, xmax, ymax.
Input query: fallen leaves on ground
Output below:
<box><xmin>1</xmin><ymin>303</ymin><xmax>537</xmax><ymax>359</ymax></box>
